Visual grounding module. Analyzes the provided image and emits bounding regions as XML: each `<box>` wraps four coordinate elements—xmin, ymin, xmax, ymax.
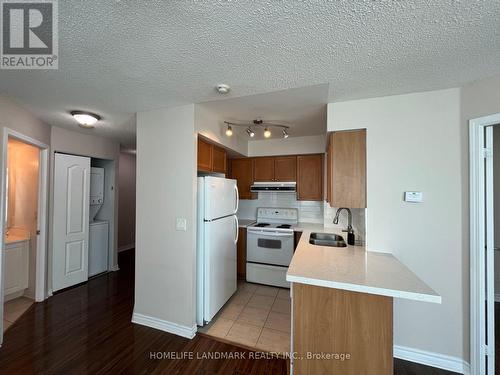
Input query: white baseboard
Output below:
<box><xmin>109</xmin><ymin>264</ymin><xmax>120</xmax><ymax>272</ymax></box>
<box><xmin>394</xmin><ymin>345</ymin><xmax>470</xmax><ymax>374</ymax></box>
<box><xmin>118</xmin><ymin>243</ymin><xmax>135</xmax><ymax>253</ymax></box>
<box><xmin>132</xmin><ymin>312</ymin><xmax>196</xmax><ymax>339</ymax></box>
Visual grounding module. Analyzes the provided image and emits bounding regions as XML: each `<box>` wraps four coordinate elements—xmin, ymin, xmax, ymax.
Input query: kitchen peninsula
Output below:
<box><xmin>287</xmin><ymin>229</ymin><xmax>441</xmax><ymax>374</ymax></box>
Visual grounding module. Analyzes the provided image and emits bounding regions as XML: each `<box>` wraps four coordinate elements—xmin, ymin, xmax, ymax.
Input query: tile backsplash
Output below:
<box><xmin>323</xmin><ymin>203</ymin><xmax>366</xmax><ymax>245</ymax></box>
<box><xmin>237</xmin><ymin>192</ymin><xmax>324</xmax><ymax>223</ymax></box>
<box><xmin>237</xmin><ymin>193</ymin><xmax>367</xmax><ymax>245</ymax></box>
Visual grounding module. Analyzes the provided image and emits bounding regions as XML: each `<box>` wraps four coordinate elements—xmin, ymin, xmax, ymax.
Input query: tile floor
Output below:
<box><xmin>3</xmin><ymin>297</ymin><xmax>33</xmax><ymax>332</ymax></box>
<box><xmin>199</xmin><ymin>282</ymin><xmax>291</xmax><ymax>354</ymax></box>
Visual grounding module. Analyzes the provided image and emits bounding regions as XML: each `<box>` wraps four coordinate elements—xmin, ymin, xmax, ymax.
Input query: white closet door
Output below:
<box><xmin>53</xmin><ymin>153</ymin><xmax>90</xmax><ymax>291</ymax></box>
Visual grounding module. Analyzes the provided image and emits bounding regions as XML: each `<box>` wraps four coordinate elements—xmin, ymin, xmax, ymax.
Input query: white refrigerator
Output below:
<box><xmin>197</xmin><ymin>176</ymin><xmax>239</xmax><ymax>326</ymax></box>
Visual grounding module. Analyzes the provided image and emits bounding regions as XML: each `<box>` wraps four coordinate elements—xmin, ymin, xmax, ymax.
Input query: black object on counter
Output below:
<box><xmin>347</xmin><ymin>232</ymin><xmax>355</xmax><ymax>246</ymax></box>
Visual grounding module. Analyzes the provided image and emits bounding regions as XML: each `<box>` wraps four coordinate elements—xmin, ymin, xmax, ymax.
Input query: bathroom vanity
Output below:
<box><xmin>4</xmin><ymin>230</ymin><xmax>30</xmax><ymax>300</ymax></box>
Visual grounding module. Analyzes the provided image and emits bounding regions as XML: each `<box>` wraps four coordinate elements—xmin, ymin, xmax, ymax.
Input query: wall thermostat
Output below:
<box><xmin>404</xmin><ymin>191</ymin><xmax>423</xmax><ymax>203</ymax></box>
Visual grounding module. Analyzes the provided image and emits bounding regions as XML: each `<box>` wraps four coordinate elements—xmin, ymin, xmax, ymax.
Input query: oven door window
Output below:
<box><xmin>257</xmin><ymin>238</ymin><xmax>281</xmax><ymax>249</ymax></box>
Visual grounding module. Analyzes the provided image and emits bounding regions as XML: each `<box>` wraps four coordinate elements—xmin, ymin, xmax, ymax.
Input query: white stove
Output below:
<box><xmin>246</xmin><ymin>208</ymin><xmax>298</xmax><ymax>288</ymax></box>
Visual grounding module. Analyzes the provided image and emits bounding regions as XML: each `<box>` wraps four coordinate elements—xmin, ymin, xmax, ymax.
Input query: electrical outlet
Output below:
<box><xmin>176</xmin><ymin>218</ymin><xmax>187</xmax><ymax>231</ymax></box>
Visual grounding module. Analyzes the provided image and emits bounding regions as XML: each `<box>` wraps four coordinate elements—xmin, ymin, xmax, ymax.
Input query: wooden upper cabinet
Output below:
<box><xmin>253</xmin><ymin>157</ymin><xmax>275</xmax><ymax>181</ymax></box>
<box><xmin>212</xmin><ymin>145</ymin><xmax>227</xmax><ymax>174</ymax></box>
<box><xmin>326</xmin><ymin>137</ymin><xmax>333</xmax><ymax>204</ymax></box>
<box><xmin>297</xmin><ymin>154</ymin><xmax>323</xmax><ymax>201</ymax></box>
<box><xmin>274</xmin><ymin>156</ymin><xmax>297</xmax><ymax>181</ymax></box>
<box><xmin>197</xmin><ymin>138</ymin><xmax>212</xmax><ymax>172</ymax></box>
<box><xmin>231</xmin><ymin>158</ymin><xmax>254</xmax><ymax>199</ymax></box>
<box><xmin>329</xmin><ymin>129</ymin><xmax>366</xmax><ymax>208</ymax></box>
<box><xmin>197</xmin><ymin>137</ymin><xmax>227</xmax><ymax>175</ymax></box>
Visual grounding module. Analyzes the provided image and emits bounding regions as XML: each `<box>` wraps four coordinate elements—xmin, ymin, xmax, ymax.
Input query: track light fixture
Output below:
<box><xmin>223</xmin><ymin>119</ymin><xmax>290</xmax><ymax>139</ymax></box>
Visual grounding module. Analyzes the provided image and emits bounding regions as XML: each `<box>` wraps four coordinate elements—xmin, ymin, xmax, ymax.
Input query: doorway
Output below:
<box><xmin>0</xmin><ymin>128</ymin><xmax>49</xmax><ymax>345</ymax></box>
<box><xmin>51</xmin><ymin>153</ymin><xmax>116</xmax><ymax>293</ymax></box>
<box><xmin>470</xmin><ymin>114</ymin><xmax>500</xmax><ymax>375</ymax></box>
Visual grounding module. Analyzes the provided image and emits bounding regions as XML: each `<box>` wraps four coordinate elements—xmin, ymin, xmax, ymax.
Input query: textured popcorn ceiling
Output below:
<box><xmin>0</xmin><ymin>1</ymin><xmax>499</xmax><ymax>146</ymax></box>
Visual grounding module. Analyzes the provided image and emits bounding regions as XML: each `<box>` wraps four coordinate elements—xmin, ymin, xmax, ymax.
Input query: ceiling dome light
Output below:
<box><xmin>216</xmin><ymin>84</ymin><xmax>230</xmax><ymax>94</ymax></box>
<box><xmin>264</xmin><ymin>128</ymin><xmax>271</xmax><ymax>138</ymax></box>
<box><xmin>71</xmin><ymin>111</ymin><xmax>101</xmax><ymax>129</ymax></box>
<box><xmin>282</xmin><ymin>129</ymin><xmax>289</xmax><ymax>139</ymax></box>
<box><xmin>246</xmin><ymin>128</ymin><xmax>255</xmax><ymax>138</ymax></box>
<box><xmin>225</xmin><ymin>125</ymin><xmax>233</xmax><ymax>136</ymax></box>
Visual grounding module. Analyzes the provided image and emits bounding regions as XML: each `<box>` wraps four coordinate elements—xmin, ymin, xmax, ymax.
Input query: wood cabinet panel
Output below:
<box><xmin>274</xmin><ymin>156</ymin><xmax>297</xmax><ymax>182</ymax></box>
<box><xmin>197</xmin><ymin>138</ymin><xmax>213</xmax><ymax>172</ymax></box>
<box><xmin>294</xmin><ymin>231</ymin><xmax>302</xmax><ymax>250</ymax></box>
<box><xmin>293</xmin><ymin>283</ymin><xmax>393</xmax><ymax>375</ymax></box>
<box><xmin>212</xmin><ymin>145</ymin><xmax>227</xmax><ymax>174</ymax></box>
<box><xmin>253</xmin><ymin>157</ymin><xmax>275</xmax><ymax>181</ymax></box>
<box><xmin>237</xmin><ymin>227</ymin><xmax>246</xmax><ymax>280</ymax></box>
<box><xmin>330</xmin><ymin>130</ymin><xmax>366</xmax><ymax>208</ymax></box>
<box><xmin>326</xmin><ymin>136</ymin><xmax>333</xmax><ymax>204</ymax></box>
<box><xmin>297</xmin><ymin>154</ymin><xmax>323</xmax><ymax>201</ymax></box>
<box><xmin>230</xmin><ymin>158</ymin><xmax>254</xmax><ymax>199</ymax></box>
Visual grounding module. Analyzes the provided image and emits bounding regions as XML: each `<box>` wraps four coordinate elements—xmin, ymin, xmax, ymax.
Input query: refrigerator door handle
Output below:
<box><xmin>234</xmin><ymin>184</ymin><xmax>239</xmax><ymax>214</ymax></box>
<box><xmin>234</xmin><ymin>216</ymin><xmax>239</xmax><ymax>244</ymax></box>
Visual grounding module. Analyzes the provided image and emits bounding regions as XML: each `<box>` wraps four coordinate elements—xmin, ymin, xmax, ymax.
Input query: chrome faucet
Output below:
<box><xmin>333</xmin><ymin>207</ymin><xmax>353</xmax><ymax>234</ymax></box>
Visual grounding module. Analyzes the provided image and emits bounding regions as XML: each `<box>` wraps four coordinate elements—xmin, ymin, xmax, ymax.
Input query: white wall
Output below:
<box><xmin>195</xmin><ymin>105</ymin><xmax>247</xmax><ymax>155</ymax></box>
<box><xmin>0</xmin><ymin>96</ymin><xmax>51</xmax><ymax>146</ymax></box>
<box><xmin>247</xmin><ymin>135</ymin><xmax>326</xmax><ymax>157</ymax></box>
<box><xmin>118</xmin><ymin>150</ymin><xmax>136</xmax><ymax>250</ymax></box>
<box><xmin>134</xmin><ymin>104</ymin><xmax>197</xmax><ymax>334</ymax></box>
<box><xmin>328</xmin><ymin>88</ymin><xmax>464</xmax><ymax>360</ymax></box>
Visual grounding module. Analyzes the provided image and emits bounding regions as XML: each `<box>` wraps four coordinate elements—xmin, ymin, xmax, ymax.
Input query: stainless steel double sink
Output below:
<box><xmin>309</xmin><ymin>233</ymin><xmax>347</xmax><ymax>247</ymax></box>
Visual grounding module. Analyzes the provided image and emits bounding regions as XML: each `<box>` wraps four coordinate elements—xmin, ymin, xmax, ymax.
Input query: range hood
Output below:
<box><xmin>250</xmin><ymin>181</ymin><xmax>296</xmax><ymax>193</ymax></box>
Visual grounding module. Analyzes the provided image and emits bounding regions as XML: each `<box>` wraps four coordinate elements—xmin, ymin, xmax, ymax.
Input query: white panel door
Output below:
<box><xmin>203</xmin><ymin>215</ymin><xmax>238</xmax><ymax>322</ymax></box>
<box><xmin>53</xmin><ymin>153</ymin><xmax>91</xmax><ymax>291</ymax></box>
<box><xmin>204</xmin><ymin>177</ymin><xmax>238</xmax><ymax>220</ymax></box>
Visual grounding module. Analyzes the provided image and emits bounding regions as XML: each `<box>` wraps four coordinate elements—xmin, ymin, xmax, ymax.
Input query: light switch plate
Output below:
<box><xmin>176</xmin><ymin>218</ymin><xmax>187</xmax><ymax>231</ymax></box>
<box><xmin>404</xmin><ymin>191</ymin><xmax>423</xmax><ymax>203</ymax></box>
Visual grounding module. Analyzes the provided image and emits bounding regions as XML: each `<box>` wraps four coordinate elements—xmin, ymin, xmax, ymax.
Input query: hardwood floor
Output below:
<box><xmin>0</xmin><ymin>250</ymin><xmax>458</xmax><ymax>374</ymax></box>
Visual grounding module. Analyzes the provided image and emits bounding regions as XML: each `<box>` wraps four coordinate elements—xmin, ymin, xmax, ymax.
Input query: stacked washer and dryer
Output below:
<box><xmin>89</xmin><ymin>167</ymin><xmax>109</xmax><ymax>277</ymax></box>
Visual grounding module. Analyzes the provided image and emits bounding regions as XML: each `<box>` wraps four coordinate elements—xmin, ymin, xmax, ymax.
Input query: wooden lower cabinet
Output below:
<box><xmin>294</xmin><ymin>231</ymin><xmax>302</xmax><ymax>250</ymax></box>
<box><xmin>237</xmin><ymin>227</ymin><xmax>246</xmax><ymax>280</ymax></box>
<box><xmin>292</xmin><ymin>283</ymin><xmax>393</xmax><ymax>375</ymax></box>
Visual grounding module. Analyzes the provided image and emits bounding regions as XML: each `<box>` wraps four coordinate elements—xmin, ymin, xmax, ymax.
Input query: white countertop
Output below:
<box><xmin>238</xmin><ymin>219</ymin><xmax>256</xmax><ymax>228</ymax></box>
<box><xmin>293</xmin><ymin>222</ymin><xmax>326</xmax><ymax>232</ymax></box>
<box><xmin>287</xmin><ymin>229</ymin><xmax>441</xmax><ymax>303</ymax></box>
